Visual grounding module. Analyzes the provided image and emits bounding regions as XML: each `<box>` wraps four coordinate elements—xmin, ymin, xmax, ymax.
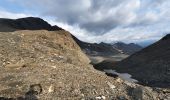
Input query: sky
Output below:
<box><xmin>0</xmin><ymin>0</ymin><xmax>170</xmax><ymax>44</ymax></box>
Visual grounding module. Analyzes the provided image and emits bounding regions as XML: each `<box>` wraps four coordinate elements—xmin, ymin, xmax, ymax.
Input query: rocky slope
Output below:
<box><xmin>0</xmin><ymin>17</ymin><xmax>167</xmax><ymax>100</ymax></box>
<box><xmin>114</xmin><ymin>34</ymin><xmax>170</xmax><ymax>88</ymax></box>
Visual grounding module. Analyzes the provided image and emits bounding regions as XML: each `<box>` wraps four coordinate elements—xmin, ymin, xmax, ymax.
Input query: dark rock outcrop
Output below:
<box><xmin>0</xmin><ymin>17</ymin><xmax>62</xmax><ymax>32</ymax></box>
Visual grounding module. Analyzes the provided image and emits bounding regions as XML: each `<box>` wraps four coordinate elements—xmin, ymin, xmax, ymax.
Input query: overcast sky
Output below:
<box><xmin>0</xmin><ymin>0</ymin><xmax>170</xmax><ymax>44</ymax></box>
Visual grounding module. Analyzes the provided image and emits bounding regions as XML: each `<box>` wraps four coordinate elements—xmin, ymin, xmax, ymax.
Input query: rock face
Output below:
<box><xmin>0</xmin><ymin>17</ymin><xmax>167</xmax><ymax>100</ymax></box>
<box><xmin>115</xmin><ymin>34</ymin><xmax>170</xmax><ymax>88</ymax></box>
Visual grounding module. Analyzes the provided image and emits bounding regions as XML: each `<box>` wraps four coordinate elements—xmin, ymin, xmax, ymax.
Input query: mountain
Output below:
<box><xmin>0</xmin><ymin>17</ymin><xmax>162</xmax><ymax>99</ymax></box>
<box><xmin>73</xmin><ymin>36</ymin><xmax>143</xmax><ymax>64</ymax></box>
<box><xmin>0</xmin><ymin>17</ymin><xmax>62</xmax><ymax>32</ymax></box>
<box><xmin>114</xmin><ymin>34</ymin><xmax>170</xmax><ymax>88</ymax></box>
<box><xmin>72</xmin><ymin>35</ymin><xmax>120</xmax><ymax>56</ymax></box>
<box><xmin>0</xmin><ymin>17</ymin><xmax>141</xmax><ymax>56</ymax></box>
<box><xmin>72</xmin><ymin>36</ymin><xmax>142</xmax><ymax>56</ymax></box>
<box><xmin>112</xmin><ymin>42</ymin><xmax>143</xmax><ymax>55</ymax></box>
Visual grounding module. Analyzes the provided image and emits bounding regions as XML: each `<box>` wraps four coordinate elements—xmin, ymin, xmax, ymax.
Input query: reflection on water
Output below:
<box><xmin>104</xmin><ymin>69</ymin><xmax>138</xmax><ymax>83</ymax></box>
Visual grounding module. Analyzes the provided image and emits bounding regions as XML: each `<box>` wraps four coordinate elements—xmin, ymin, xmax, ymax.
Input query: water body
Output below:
<box><xmin>104</xmin><ymin>69</ymin><xmax>138</xmax><ymax>83</ymax></box>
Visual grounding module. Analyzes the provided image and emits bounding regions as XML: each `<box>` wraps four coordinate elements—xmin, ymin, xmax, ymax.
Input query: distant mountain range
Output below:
<box><xmin>72</xmin><ymin>35</ymin><xmax>143</xmax><ymax>56</ymax></box>
<box><xmin>112</xmin><ymin>42</ymin><xmax>143</xmax><ymax>55</ymax></box>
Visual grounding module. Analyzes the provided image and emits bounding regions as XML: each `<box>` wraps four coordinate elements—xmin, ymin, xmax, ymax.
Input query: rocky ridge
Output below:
<box><xmin>0</xmin><ymin>17</ymin><xmax>62</xmax><ymax>32</ymax></box>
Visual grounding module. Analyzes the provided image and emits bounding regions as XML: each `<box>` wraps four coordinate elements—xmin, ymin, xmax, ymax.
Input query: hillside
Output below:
<box><xmin>0</xmin><ymin>17</ymin><xmax>168</xmax><ymax>100</ymax></box>
<box><xmin>114</xmin><ymin>34</ymin><xmax>170</xmax><ymax>88</ymax></box>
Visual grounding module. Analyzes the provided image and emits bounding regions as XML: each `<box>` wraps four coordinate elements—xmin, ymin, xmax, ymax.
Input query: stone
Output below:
<box><xmin>48</xmin><ymin>85</ymin><xmax>55</xmax><ymax>93</ymax></box>
<box><xmin>107</xmin><ymin>82</ymin><xmax>116</xmax><ymax>89</ymax></box>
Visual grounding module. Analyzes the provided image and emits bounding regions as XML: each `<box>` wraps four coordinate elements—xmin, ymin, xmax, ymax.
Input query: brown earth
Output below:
<box><xmin>0</xmin><ymin>30</ymin><xmax>165</xmax><ymax>100</ymax></box>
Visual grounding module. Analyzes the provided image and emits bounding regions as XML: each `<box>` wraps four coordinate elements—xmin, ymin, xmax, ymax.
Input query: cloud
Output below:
<box><xmin>0</xmin><ymin>9</ymin><xmax>30</xmax><ymax>19</ymax></box>
<box><xmin>8</xmin><ymin>0</ymin><xmax>141</xmax><ymax>34</ymax></box>
<box><xmin>3</xmin><ymin>0</ymin><xmax>170</xmax><ymax>43</ymax></box>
